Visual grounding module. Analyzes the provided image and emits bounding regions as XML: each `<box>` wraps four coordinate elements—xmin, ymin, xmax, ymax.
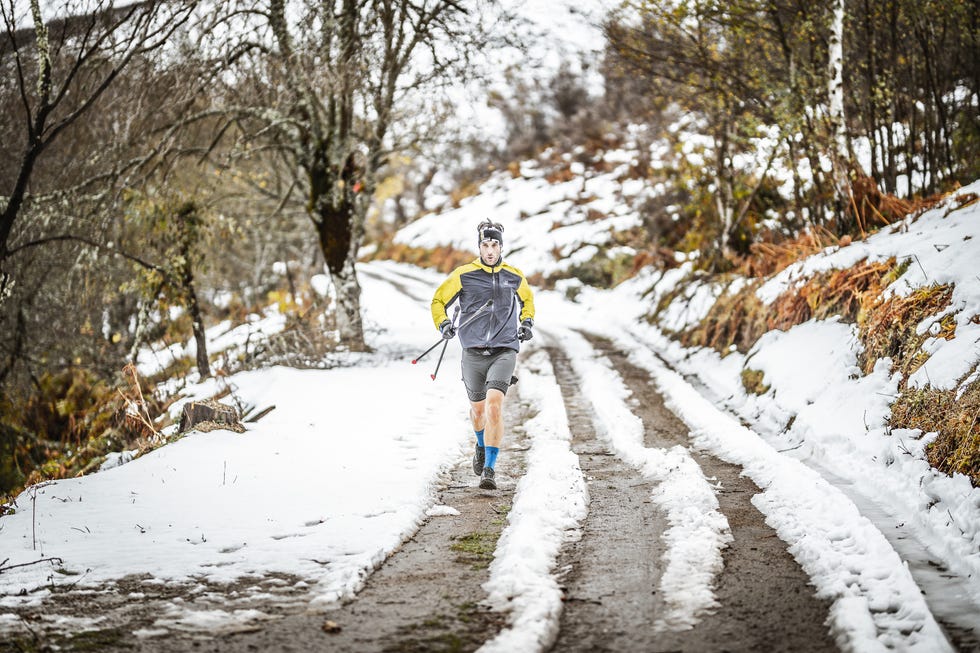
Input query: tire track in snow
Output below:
<box><xmin>617</xmin><ymin>330</ymin><xmax>955</xmax><ymax>652</ymax></box>
<box><xmin>545</xmin><ymin>342</ymin><xmax>672</xmax><ymax>652</ymax></box>
<box><xmin>583</xmin><ymin>333</ymin><xmax>838</xmax><ymax>652</ymax></box>
<box><xmin>554</xmin><ymin>328</ymin><xmax>733</xmax><ymax>633</ymax></box>
<box><xmin>140</xmin><ymin>395</ymin><xmax>533</xmax><ymax>653</ymax></box>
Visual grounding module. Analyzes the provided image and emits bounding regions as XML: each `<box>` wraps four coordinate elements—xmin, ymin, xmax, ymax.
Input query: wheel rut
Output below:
<box><xmin>546</xmin><ymin>344</ymin><xmax>669</xmax><ymax>652</ymax></box>
<box><xmin>548</xmin><ymin>336</ymin><xmax>838</xmax><ymax>652</ymax></box>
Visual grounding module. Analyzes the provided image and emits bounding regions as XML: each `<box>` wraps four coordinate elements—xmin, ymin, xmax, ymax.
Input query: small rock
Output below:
<box><xmin>322</xmin><ymin>620</ymin><xmax>342</xmax><ymax>633</ymax></box>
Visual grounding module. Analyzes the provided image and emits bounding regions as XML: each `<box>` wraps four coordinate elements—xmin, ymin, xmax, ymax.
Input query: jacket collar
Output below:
<box><xmin>474</xmin><ymin>256</ymin><xmax>503</xmax><ymax>272</ymax></box>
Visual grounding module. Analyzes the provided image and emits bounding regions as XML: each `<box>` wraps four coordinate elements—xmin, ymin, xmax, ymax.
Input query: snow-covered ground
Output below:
<box><xmin>3</xmin><ymin>178</ymin><xmax>980</xmax><ymax>652</ymax></box>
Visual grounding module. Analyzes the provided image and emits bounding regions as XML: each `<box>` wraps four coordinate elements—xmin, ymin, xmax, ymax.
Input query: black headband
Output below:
<box><xmin>479</xmin><ymin>226</ymin><xmax>503</xmax><ymax>246</ymax></box>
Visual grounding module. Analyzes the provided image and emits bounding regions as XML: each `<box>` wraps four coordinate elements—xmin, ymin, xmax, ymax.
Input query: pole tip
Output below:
<box><xmin>430</xmin><ymin>374</ymin><xmax>436</xmax><ymax>380</ymax></box>
<box><xmin>411</xmin><ymin>360</ymin><xmax>417</xmax><ymax>364</ymax></box>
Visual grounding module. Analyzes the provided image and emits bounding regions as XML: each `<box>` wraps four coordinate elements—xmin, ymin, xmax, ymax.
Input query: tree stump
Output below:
<box><xmin>178</xmin><ymin>400</ymin><xmax>245</xmax><ymax>434</ymax></box>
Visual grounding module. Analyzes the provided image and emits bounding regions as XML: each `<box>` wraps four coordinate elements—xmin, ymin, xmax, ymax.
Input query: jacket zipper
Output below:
<box><xmin>485</xmin><ymin>265</ymin><xmax>497</xmax><ymax>346</ymax></box>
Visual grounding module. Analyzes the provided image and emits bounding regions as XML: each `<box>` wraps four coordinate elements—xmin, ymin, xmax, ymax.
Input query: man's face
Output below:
<box><xmin>480</xmin><ymin>239</ymin><xmax>501</xmax><ymax>265</ymax></box>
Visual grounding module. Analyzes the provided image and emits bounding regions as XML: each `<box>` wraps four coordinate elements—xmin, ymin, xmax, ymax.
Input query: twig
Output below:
<box><xmin>0</xmin><ymin>557</ymin><xmax>65</xmax><ymax>574</ymax></box>
<box><xmin>777</xmin><ymin>442</ymin><xmax>805</xmax><ymax>453</ymax></box>
<box><xmin>16</xmin><ymin>614</ymin><xmax>41</xmax><ymax>647</ymax></box>
<box><xmin>911</xmin><ymin>254</ymin><xmax>929</xmax><ymax>283</ymax></box>
<box><xmin>947</xmin><ymin>509</ymin><xmax>964</xmax><ymax>535</ymax></box>
<box><xmin>57</xmin><ymin>568</ymin><xmax>91</xmax><ymax>592</ymax></box>
<box><xmin>968</xmin><ymin>405</ymin><xmax>980</xmax><ymax>436</ymax></box>
<box><xmin>119</xmin><ymin>363</ymin><xmax>161</xmax><ymax>442</ymax></box>
<box><xmin>245</xmin><ymin>405</ymin><xmax>276</xmax><ymax>422</ymax></box>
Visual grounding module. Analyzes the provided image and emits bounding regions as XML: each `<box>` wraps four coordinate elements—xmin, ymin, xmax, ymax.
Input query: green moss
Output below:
<box><xmin>55</xmin><ymin>627</ymin><xmax>129</xmax><ymax>651</ymax></box>
<box><xmin>741</xmin><ymin>368</ymin><xmax>770</xmax><ymax>395</ymax></box>
<box><xmin>449</xmin><ymin>531</ymin><xmax>497</xmax><ymax>569</ymax></box>
<box><xmin>489</xmin><ymin>504</ymin><xmax>511</xmax><ymax>527</ymax></box>
<box><xmin>880</xmin><ymin>258</ymin><xmax>912</xmax><ymax>287</ymax></box>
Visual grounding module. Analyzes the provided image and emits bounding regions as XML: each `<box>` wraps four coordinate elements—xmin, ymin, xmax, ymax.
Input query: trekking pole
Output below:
<box><xmin>430</xmin><ymin>339</ymin><xmax>450</xmax><ymax>380</ymax></box>
<box><xmin>412</xmin><ymin>338</ymin><xmax>445</xmax><ymax>365</ymax></box>
<box><xmin>412</xmin><ymin>306</ymin><xmax>458</xmax><ymax>365</ymax></box>
<box><xmin>411</xmin><ymin>300</ymin><xmax>492</xmax><ymax>365</ymax></box>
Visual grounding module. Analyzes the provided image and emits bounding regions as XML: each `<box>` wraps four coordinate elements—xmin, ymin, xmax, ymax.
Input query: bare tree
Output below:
<box><xmin>211</xmin><ymin>0</ymin><xmax>492</xmax><ymax>349</ymax></box>
<box><xmin>0</xmin><ymin>0</ymin><xmax>197</xmax><ymax>301</ymax></box>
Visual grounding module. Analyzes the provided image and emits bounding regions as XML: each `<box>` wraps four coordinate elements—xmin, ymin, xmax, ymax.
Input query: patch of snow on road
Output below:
<box><xmin>479</xmin><ymin>347</ymin><xmax>589</xmax><ymax>653</ymax></box>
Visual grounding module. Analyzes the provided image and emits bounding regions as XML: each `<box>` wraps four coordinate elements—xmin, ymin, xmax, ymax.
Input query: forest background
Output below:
<box><xmin>1</xmin><ymin>0</ymin><xmax>978</xmax><ymax>503</ymax></box>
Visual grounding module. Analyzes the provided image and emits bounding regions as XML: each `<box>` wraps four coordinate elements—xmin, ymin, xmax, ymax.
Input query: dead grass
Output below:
<box><xmin>674</xmin><ymin>251</ymin><xmax>976</xmax><ymax>486</ymax></box>
<box><xmin>848</xmin><ymin>174</ymin><xmax>915</xmax><ymax>233</ymax></box>
<box><xmin>449</xmin><ymin>179</ymin><xmax>485</xmax><ymax>208</ymax></box>
<box><xmin>0</xmin><ymin>365</ymin><xmax>175</xmax><ymax>506</ymax></box>
<box><xmin>681</xmin><ymin>280</ymin><xmax>768</xmax><ymax>354</ymax></box>
<box><xmin>890</xmin><ymin>382</ymin><xmax>980</xmax><ymax>485</ymax></box>
<box><xmin>369</xmin><ymin>239</ymin><xmax>474</xmax><ymax>274</ymax></box>
<box><xmin>858</xmin><ymin>284</ymin><xmax>954</xmax><ymax>377</ymax></box>
<box><xmin>740</xmin><ymin>227</ymin><xmax>840</xmax><ymax>278</ymax></box>
<box><xmin>545</xmin><ymin>166</ymin><xmax>575</xmax><ymax>184</ymax></box>
<box><xmin>767</xmin><ymin>258</ymin><xmax>895</xmax><ymax>332</ymax></box>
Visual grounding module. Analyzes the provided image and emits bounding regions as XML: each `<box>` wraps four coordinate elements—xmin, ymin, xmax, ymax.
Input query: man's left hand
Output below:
<box><xmin>517</xmin><ymin>319</ymin><xmax>533</xmax><ymax>342</ymax></box>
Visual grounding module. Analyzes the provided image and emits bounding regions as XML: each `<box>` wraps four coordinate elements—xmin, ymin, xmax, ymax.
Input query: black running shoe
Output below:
<box><xmin>472</xmin><ymin>445</ymin><xmax>485</xmax><ymax>476</ymax></box>
<box><xmin>479</xmin><ymin>466</ymin><xmax>496</xmax><ymax>490</ymax></box>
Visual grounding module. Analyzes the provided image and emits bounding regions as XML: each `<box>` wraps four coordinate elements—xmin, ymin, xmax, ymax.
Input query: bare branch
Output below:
<box><xmin>6</xmin><ymin>234</ymin><xmax>167</xmax><ymax>275</ymax></box>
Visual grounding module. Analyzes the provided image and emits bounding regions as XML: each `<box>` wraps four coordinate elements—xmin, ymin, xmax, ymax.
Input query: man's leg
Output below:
<box><xmin>470</xmin><ymin>401</ymin><xmax>487</xmax><ymax>433</ymax></box>
<box><xmin>470</xmin><ymin>400</ymin><xmax>487</xmax><ymax>475</ymax></box>
<box><xmin>483</xmin><ymin>388</ymin><xmax>505</xmax><ymax>448</ymax></box>
<box><xmin>478</xmin><ymin>350</ymin><xmax>516</xmax><ymax>489</ymax></box>
<box><xmin>463</xmin><ymin>349</ymin><xmax>492</xmax><ymax>475</ymax></box>
<box><xmin>481</xmin><ymin>388</ymin><xmax>505</xmax><ymax>478</ymax></box>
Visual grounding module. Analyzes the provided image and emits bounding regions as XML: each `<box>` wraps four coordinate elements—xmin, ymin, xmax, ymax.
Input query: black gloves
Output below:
<box><xmin>439</xmin><ymin>319</ymin><xmax>456</xmax><ymax>339</ymax></box>
<box><xmin>517</xmin><ymin>318</ymin><xmax>534</xmax><ymax>342</ymax></box>
<box><xmin>442</xmin><ymin>317</ymin><xmax>532</xmax><ymax>341</ymax></box>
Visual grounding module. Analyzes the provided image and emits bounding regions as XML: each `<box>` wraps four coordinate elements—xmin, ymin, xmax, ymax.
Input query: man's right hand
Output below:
<box><xmin>439</xmin><ymin>320</ymin><xmax>456</xmax><ymax>339</ymax></box>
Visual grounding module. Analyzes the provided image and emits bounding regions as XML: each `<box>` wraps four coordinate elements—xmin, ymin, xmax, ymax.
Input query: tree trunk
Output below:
<box><xmin>187</xmin><ymin>282</ymin><xmax>211</xmax><ymax>379</ymax></box>
<box><xmin>315</xmin><ymin>193</ymin><xmax>365</xmax><ymax>349</ymax></box>
<box><xmin>181</xmin><ymin>251</ymin><xmax>211</xmax><ymax>379</ymax></box>
<box><xmin>329</xmin><ymin>254</ymin><xmax>364</xmax><ymax>349</ymax></box>
<box><xmin>714</xmin><ymin>116</ymin><xmax>735</xmax><ymax>261</ymax></box>
<box><xmin>826</xmin><ymin>0</ymin><xmax>852</xmax><ymax>212</ymax></box>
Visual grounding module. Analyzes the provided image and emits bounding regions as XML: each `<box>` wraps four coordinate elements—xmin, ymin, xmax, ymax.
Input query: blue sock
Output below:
<box><xmin>485</xmin><ymin>446</ymin><xmax>499</xmax><ymax>469</ymax></box>
<box><xmin>475</xmin><ymin>429</ymin><xmax>485</xmax><ymax>448</ymax></box>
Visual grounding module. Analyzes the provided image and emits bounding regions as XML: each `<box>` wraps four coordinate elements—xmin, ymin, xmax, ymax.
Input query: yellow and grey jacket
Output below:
<box><xmin>431</xmin><ymin>258</ymin><xmax>535</xmax><ymax>351</ymax></box>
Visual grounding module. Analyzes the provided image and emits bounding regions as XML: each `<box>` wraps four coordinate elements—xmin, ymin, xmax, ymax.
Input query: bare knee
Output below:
<box><xmin>486</xmin><ymin>393</ymin><xmax>504</xmax><ymax>424</ymax></box>
<box><xmin>470</xmin><ymin>402</ymin><xmax>487</xmax><ymax>423</ymax></box>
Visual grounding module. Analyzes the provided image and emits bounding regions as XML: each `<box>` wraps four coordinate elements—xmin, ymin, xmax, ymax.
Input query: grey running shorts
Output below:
<box><xmin>461</xmin><ymin>347</ymin><xmax>517</xmax><ymax>402</ymax></box>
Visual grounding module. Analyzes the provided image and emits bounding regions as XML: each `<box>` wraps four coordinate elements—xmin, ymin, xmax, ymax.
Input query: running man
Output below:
<box><xmin>431</xmin><ymin>220</ymin><xmax>536</xmax><ymax>490</ymax></box>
